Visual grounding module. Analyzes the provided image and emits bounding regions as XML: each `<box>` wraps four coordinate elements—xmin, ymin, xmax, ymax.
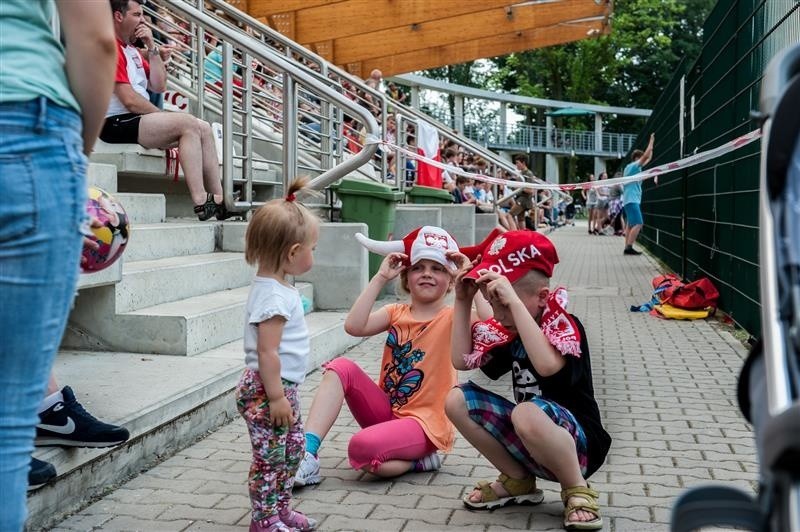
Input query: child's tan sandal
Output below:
<box><xmin>560</xmin><ymin>485</ymin><xmax>603</xmax><ymax>531</ymax></box>
<box><xmin>463</xmin><ymin>473</ymin><xmax>544</xmax><ymax>511</ymax></box>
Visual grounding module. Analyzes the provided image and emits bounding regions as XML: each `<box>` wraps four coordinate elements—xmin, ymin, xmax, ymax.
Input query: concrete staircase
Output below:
<box><xmin>26</xmin><ymin>158</ymin><xmax>367</xmax><ymax>530</ymax></box>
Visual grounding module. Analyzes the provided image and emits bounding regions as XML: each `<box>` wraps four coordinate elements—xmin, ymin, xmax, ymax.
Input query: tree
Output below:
<box><xmin>422</xmin><ymin>0</ymin><xmax>714</xmax><ymax>121</ymax></box>
<box><xmin>421</xmin><ymin>0</ymin><xmax>714</xmax><ymax>180</ymax></box>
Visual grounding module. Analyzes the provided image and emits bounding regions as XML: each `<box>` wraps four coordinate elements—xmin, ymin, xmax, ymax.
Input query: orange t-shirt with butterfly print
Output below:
<box><xmin>378</xmin><ymin>303</ymin><xmax>457</xmax><ymax>451</ymax></box>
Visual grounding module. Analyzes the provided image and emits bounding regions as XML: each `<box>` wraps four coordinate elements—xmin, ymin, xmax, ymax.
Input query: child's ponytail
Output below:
<box><xmin>284</xmin><ymin>176</ymin><xmax>310</xmax><ymax>203</ymax></box>
<box><xmin>245</xmin><ymin>177</ymin><xmax>319</xmax><ymax>270</ymax></box>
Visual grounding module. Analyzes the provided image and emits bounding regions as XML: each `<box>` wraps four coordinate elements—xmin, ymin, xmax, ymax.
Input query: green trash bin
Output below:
<box><xmin>405</xmin><ymin>185</ymin><xmax>454</xmax><ymax>204</ymax></box>
<box><xmin>333</xmin><ymin>177</ymin><xmax>404</xmax><ymax>278</ymax></box>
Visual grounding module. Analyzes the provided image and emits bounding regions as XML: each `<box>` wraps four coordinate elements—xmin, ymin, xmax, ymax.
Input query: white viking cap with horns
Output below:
<box><xmin>354</xmin><ymin>226</ymin><xmax>460</xmax><ymax>270</ymax></box>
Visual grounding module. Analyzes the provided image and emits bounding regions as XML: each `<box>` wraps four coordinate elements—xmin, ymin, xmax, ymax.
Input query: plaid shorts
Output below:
<box><xmin>458</xmin><ymin>381</ymin><xmax>589</xmax><ymax>480</ymax></box>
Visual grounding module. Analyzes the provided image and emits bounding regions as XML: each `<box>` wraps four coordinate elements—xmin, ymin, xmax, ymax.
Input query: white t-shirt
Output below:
<box><xmin>442</xmin><ymin>162</ymin><xmax>458</xmax><ymax>185</ymax></box>
<box><xmin>243</xmin><ymin>277</ymin><xmax>309</xmax><ymax>384</ymax></box>
<box><xmin>106</xmin><ymin>39</ymin><xmax>150</xmax><ymax>117</ymax></box>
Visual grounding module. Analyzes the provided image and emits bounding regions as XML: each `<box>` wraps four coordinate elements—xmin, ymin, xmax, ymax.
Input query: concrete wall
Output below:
<box><xmin>438</xmin><ymin>204</ymin><xmax>476</xmax><ymax>246</ymax></box>
<box><xmin>394</xmin><ymin>205</ymin><xmax>442</xmax><ymax>239</ymax></box>
<box><xmin>475</xmin><ymin>212</ymin><xmax>499</xmax><ymax>243</ymax></box>
<box><xmin>223</xmin><ymin>222</ymin><xmax>368</xmax><ymax>311</ymax></box>
<box><xmin>295</xmin><ymin>222</ymin><xmax>369</xmax><ymax>310</ymax></box>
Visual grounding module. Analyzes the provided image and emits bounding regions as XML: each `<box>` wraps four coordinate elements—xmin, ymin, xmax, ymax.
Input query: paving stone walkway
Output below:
<box><xmin>51</xmin><ymin>224</ymin><xmax>757</xmax><ymax>531</ymax></box>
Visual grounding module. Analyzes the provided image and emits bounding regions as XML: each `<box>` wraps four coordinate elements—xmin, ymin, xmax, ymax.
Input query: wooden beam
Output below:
<box><xmin>289</xmin><ymin>0</ymin><xmax>524</xmax><ymax>43</ymax></box>
<box><xmin>327</xmin><ymin>0</ymin><xmax>608</xmax><ymax>65</ymax></box>
<box><xmin>310</xmin><ymin>40</ymin><xmax>334</xmax><ymax>62</ymax></box>
<box><xmin>226</xmin><ymin>0</ymin><xmax>249</xmax><ymax>12</ymax></box>
<box><xmin>268</xmin><ymin>11</ymin><xmax>296</xmax><ymax>40</ymax></box>
<box><xmin>353</xmin><ymin>21</ymin><xmax>609</xmax><ymax>77</ymax></box>
<box><xmin>248</xmin><ymin>0</ymin><xmax>345</xmax><ymax>18</ymax></box>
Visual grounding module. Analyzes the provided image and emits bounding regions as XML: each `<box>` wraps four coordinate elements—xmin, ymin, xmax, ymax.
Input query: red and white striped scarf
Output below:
<box><xmin>463</xmin><ymin>287</ymin><xmax>582</xmax><ymax>369</ymax></box>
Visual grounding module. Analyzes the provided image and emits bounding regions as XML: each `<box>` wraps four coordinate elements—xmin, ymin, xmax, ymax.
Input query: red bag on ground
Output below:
<box><xmin>651</xmin><ymin>274</ymin><xmax>720</xmax><ymax>310</ymax></box>
<box><xmin>669</xmin><ymin>278</ymin><xmax>719</xmax><ymax>310</ymax></box>
<box><xmin>652</xmin><ymin>274</ymin><xmax>683</xmax><ymax>303</ymax></box>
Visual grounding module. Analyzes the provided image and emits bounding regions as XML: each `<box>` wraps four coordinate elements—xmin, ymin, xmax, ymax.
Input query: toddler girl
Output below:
<box><xmin>236</xmin><ymin>179</ymin><xmax>319</xmax><ymax>532</ymax></box>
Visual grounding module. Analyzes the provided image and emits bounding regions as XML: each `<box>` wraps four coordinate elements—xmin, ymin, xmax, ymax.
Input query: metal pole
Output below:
<box><xmin>221</xmin><ymin>43</ymin><xmax>234</xmax><ymax>204</ymax></box>
<box><xmin>242</xmin><ymin>52</ymin><xmax>254</xmax><ymax>208</ymax></box>
<box><xmin>282</xmin><ymin>73</ymin><xmax>297</xmax><ymax>189</ymax></box>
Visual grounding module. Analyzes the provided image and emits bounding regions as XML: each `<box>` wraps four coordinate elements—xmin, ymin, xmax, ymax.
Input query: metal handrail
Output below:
<box><xmin>197</xmin><ymin>0</ymin><xmax>547</xmax><ymax>198</ymax></box>
<box><xmin>195</xmin><ymin>0</ymin><xmax>389</xmax><ymax>184</ymax></box>
<box><xmin>147</xmin><ymin>0</ymin><xmax>379</xmax><ymax>211</ymax></box>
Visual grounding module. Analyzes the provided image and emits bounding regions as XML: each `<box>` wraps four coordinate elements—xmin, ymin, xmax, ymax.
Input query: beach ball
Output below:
<box><xmin>81</xmin><ymin>187</ymin><xmax>130</xmax><ymax>273</ymax></box>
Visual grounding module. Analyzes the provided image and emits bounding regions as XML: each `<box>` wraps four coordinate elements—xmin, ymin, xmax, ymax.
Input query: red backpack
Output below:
<box><xmin>652</xmin><ymin>274</ymin><xmax>720</xmax><ymax>310</ymax></box>
<box><xmin>652</xmin><ymin>274</ymin><xmax>683</xmax><ymax>302</ymax></box>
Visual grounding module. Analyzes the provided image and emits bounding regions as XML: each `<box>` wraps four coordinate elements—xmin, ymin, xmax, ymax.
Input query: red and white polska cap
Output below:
<box><xmin>465</xmin><ymin>230</ymin><xmax>559</xmax><ymax>281</ymax></box>
<box><xmin>354</xmin><ymin>226</ymin><xmax>459</xmax><ymax>269</ymax></box>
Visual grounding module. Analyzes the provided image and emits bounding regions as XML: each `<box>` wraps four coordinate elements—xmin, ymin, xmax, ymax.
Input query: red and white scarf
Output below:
<box><xmin>463</xmin><ymin>287</ymin><xmax>582</xmax><ymax>369</ymax></box>
<box><xmin>539</xmin><ymin>287</ymin><xmax>582</xmax><ymax>357</ymax></box>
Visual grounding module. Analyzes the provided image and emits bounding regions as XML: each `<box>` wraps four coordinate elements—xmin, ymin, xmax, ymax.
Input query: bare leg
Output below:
<box><xmin>304</xmin><ymin>370</ymin><xmax>345</xmax><ymax>439</ymax></box>
<box><xmin>362</xmin><ymin>460</ymin><xmax>414</xmax><ymax>478</ymax></box>
<box><xmin>626</xmin><ymin>224</ymin><xmax>642</xmax><ymax>247</ymax></box>
<box><xmin>445</xmin><ymin>389</ymin><xmax>528</xmax><ymax>502</ymax></box>
<box><xmin>138</xmin><ymin>112</ymin><xmax>209</xmax><ymax>206</ymax></box>
<box><xmin>518</xmin><ymin>208</ymin><xmax>530</xmax><ymax>230</ymax></box>
<box><xmin>197</xmin><ymin>120</ymin><xmax>223</xmax><ymax>200</ymax></box>
<box><xmin>46</xmin><ymin>374</ymin><xmax>59</xmax><ymax>396</ymax></box>
<box><xmin>511</xmin><ymin>402</ymin><xmax>594</xmax><ymax>524</ymax></box>
<box><xmin>595</xmin><ymin>209</ymin><xmax>605</xmax><ymax>231</ymax></box>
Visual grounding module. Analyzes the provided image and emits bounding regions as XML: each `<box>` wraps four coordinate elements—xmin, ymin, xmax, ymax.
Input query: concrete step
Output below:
<box><xmin>87</xmin><ymin>163</ymin><xmax>117</xmax><ymax>192</ymax></box>
<box><xmin>66</xmin><ymin>280</ymin><xmax>314</xmax><ymax>356</ymax></box>
<box><xmin>124</xmin><ymin>222</ymin><xmax>217</xmax><ymax>262</ymax></box>
<box><xmin>91</xmin><ymin>142</ymin><xmax>280</xmax><ymax>185</ymax></box>
<box><xmin>27</xmin><ymin>311</ymin><xmax>362</xmax><ymax>530</ymax></box>
<box><xmin>73</xmin><ymin>191</ymin><xmax>165</xmax><ymax>292</ymax></box>
<box><xmin>116</xmin><ymin>285</ymin><xmax>251</xmax><ymax>356</ymax></box>
<box><xmin>76</xmin><ymin>261</ymin><xmax>122</xmax><ymax>291</ymax></box>
<box><xmin>117</xmin><ymin>252</ymin><xmax>253</xmax><ymax>313</ymax></box>
<box><xmin>116</xmin><ymin>192</ymin><xmax>166</xmax><ymax>225</ymax></box>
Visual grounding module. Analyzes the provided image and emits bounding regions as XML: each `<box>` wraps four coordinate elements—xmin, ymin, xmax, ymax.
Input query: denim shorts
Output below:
<box><xmin>0</xmin><ymin>97</ymin><xmax>87</xmax><ymax>530</ymax></box>
<box><xmin>623</xmin><ymin>202</ymin><xmax>644</xmax><ymax>226</ymax></box>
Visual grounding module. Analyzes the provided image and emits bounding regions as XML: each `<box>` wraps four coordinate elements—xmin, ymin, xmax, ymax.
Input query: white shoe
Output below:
<box><xmin>294</xmin><ymin>451</ymin><xmax>321</xmax><ymax>487</ymax></box>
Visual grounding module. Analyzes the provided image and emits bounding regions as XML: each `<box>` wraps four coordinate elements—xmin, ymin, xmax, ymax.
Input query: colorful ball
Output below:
<box><xmin>81</xmin><ymin>186</ymin><xmax>130</xmax><ymax>273</ymax></box>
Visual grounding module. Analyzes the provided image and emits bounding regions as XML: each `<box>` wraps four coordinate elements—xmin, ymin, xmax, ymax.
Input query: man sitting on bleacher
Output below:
<box><xmin>100</xmin><ymin>0</ymin><xmax>233</xmax><ymax>221</ymax></box>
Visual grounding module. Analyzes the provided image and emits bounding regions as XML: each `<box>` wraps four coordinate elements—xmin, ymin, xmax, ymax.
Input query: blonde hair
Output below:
<box><xmin>245</xmin><ymin>178</ymin><xmax>319</xmax><ymax>271</ymax></box>
<box><xmin>512</xmin><ymin>268</ymin><xmax>550</xmax><ymax>296</ymax></box>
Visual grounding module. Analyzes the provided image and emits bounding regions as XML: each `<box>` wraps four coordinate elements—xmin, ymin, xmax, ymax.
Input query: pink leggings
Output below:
<box><xmin>324</xmin><ymin>357</ymin><xmax>437</xmax><ymax>471</ymax></box>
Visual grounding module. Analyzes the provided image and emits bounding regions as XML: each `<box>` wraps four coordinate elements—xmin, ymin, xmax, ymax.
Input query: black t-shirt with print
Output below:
<box><xmin>480</xmin><ymin>315</ymin><xmax>611</xmax><ymax>478</ymax></box>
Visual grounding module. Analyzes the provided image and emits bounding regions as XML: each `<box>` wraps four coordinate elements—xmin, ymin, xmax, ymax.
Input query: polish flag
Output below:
<box><xmin>415</xmin><ymin>121</ymin><xmax>442</xmax><ymax>188</ymax></box>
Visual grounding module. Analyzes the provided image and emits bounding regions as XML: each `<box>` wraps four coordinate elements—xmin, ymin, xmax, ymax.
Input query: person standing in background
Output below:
<box><xmin>622</xmin><ymin>133</ymin><xmax>655</xmax><ymax>255</ymax></box>
<box><xmin>0</xmin><ymin>2</ymin><xmax>116</xmax><ymax>529</ymax></box>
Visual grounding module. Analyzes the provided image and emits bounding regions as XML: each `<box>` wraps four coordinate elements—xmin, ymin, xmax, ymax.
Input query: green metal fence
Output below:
<box><xmin>636</xmin><ymin>0</ymin><xmax>799</xmax><ymax>337</ymax></box>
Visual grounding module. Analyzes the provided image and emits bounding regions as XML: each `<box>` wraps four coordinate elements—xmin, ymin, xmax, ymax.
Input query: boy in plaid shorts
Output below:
<box><xmin>445</xmin><ymin>230</ymin><xmax>611</xmax><ymax>531</ymax></box>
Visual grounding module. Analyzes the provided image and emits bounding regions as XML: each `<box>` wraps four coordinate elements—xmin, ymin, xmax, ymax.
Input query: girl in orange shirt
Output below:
<box><xmin>295</xmin><ymin>226</ymin><xmax>491</xmax><ymax>485</ymax></box>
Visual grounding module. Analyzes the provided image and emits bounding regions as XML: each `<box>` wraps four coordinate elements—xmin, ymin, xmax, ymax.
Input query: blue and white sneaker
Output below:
<box><xmin>36</xmin><ymin>386</ymin><xmax>129</xmax><ymax>447</ymax></box>
<box><xmin>28</xmin><ymin>457</ymin><xmax>56</xmax><ymax>491</ymax></box>
<box><xmin>294</xmin><ymin>451</ymin><xmax>321</xmax><ymax>487</ymax></box>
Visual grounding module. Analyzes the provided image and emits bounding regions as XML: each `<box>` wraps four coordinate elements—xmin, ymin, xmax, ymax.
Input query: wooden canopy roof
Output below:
<box><xmin>239</xmin><ymin>0</ymin><xmax>612</xmax><ymax>77</ymax></box>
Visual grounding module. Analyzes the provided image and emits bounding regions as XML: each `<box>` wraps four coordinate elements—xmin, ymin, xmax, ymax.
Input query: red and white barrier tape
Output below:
<box><xmin>368</xmin><ymin>129</ymin><xmax>762</xmax><ymax>191</ymax></box>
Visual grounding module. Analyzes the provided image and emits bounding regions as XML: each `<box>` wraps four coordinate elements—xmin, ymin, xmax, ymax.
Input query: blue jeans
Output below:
<box><xmin>0</xmin><ymin>98</ymin><xmax>87</xmax><ymax>530</ymax></box>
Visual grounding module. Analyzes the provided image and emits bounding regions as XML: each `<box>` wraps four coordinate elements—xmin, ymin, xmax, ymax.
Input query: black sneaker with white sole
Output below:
<box><xmin>36</xmin><ymin>386</ymin><xmax>130</xmax><ymax>447</ymax></box>
<box><xmin>28</xmin><ymin>457</ymin><xmax>56</xmax><ymax>491</ymax></box>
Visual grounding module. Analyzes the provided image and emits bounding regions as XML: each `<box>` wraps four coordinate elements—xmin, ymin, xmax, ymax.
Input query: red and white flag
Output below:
<box><xmin>415</xmin><ymin>121</ymin><xmax>442</xmax><ymax>188</ymax></box>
